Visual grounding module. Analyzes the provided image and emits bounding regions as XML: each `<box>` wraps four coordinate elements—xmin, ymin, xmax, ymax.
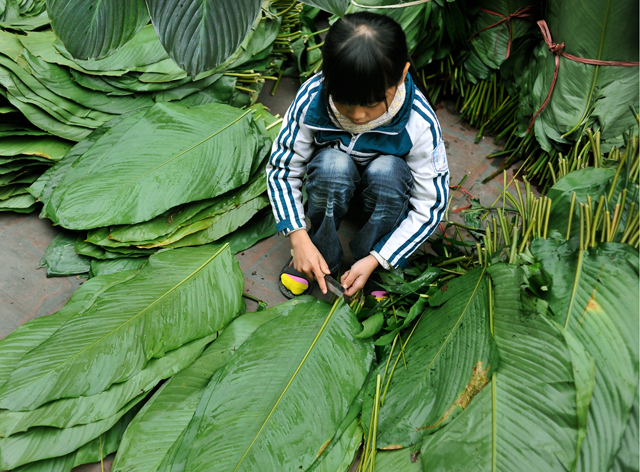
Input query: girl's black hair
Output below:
<box><xmin>321</xmin><ymin>11</ymin><xmax>423</xmax><ymax>108</ymax></box>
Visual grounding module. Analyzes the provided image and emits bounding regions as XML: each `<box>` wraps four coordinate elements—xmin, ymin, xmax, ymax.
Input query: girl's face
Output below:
<box><xmin>333</xmin><ymin>62</ymin><xmax>411</xmax><ymax>126</ymax></box>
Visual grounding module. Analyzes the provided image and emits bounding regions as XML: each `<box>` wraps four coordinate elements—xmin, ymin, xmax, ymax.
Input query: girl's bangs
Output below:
<box><xmin>325</xmin><ymin>52</ymin><xmax>391</xmax><ymax>106</ymax></box>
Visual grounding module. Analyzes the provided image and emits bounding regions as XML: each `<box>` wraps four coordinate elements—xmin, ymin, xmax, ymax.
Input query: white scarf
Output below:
<box><xmin>328</xmin><ymin>81</ymin><xmax>406</xmax><ymax>134</ymax></box>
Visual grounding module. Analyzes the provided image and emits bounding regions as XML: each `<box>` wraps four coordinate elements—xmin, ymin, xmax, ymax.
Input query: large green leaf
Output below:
<box><xmin>174</xmin><ymin>297</ymin><xmax>373</xmax><ymax>472</ymax></box>
<box><xmin>30</xmin><ymin>112</ymin><xmax>143</xmax><ymax>213</ymax></box>
<box><xmin>16</xmin><ymin>27</ymin><xmax>172</xmax><ymax>77</ymax></box>
<box><xmin>220</xmin><ymin>208</ymin><xmax>276</xmax><ymax>254</ymax></box>
<box><xmin>45</xmin><ymin>102</ymin><xmax>269</xmax><ymax>229</ymax></box>
<box><xmin>0</xmin><ymin>10</ymin><xmax>49</xmax><ymax>32</ymax></box>
<box><xmin>308</xmin><ymin>370</ymin><xmax>374</xmax><ymax>472</ymax></box>
<box><xmin>112</xmin><ymin>308</ymin><xmax>287</xmax><ymax>472</ymax></box>
<box><xmin>162</xmin><ymin>195</ymin><xmax>269</xmax><ymax>249</ymax></box>
<box><xmin>419</xmin><ymin>263</ymin><xmax>596</xmax><ymax>471</ymax></box>
<box><xmin>316</xmin><ymin>419</ymin><xmax>362</xmax><ymax>472</ymax></box>
<box><xmin>12</xmin><ymin>405</ymin><xmax>139</xmax><ymax>472</ymax></box>
<box><xmin>145</xmin><ymin>0</ymin><xmax>262</xmax><ymax>78</ymax></box>
<box><xmin>0</xmin><ymin>243</ymin><xmax>244</xmax><ymax>411</ymax></box>
<box><xmin>0</xmin><ymin>135</ymin><xmax>72</xmax><ymax>160</ymax></box>
<box><xmin>530</xmin><ymin>239</ymin><xmax>639</xmax><ymax>471</ymax></box>
<box><xmin>100</xmin><ymin>171</ymin><xmax>268</xmax><ymax>247</ymax></box>
<box><xmin>361</xmin><ymin>267</ymin><xmax>497</xmax><ymax>448</ymax></box>
<box><xmin>0</xmin><ymin>333</ymin><xmax>214</xmax><ymax>436</ymax></box>
<box><xmin>46</xmin><ymin>0</ymin><xmax>149</xmax><ymax>61</ymax></box>
<box><xmin>0</xmin><ymin>392</ymin><xmax>147</xmax><ymax>469</ymax></box>
<box><xmin>0</xmin><ymin>192</ymin><xmax>36</xmax><ymax>211</ymax></box>
<box><xmin>533</xmin><ymin>0</ymin><xmax>639</xmax><ymax>145</ymax></box>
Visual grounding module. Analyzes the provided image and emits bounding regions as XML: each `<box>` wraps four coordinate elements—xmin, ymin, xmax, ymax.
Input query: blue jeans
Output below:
<box><xmin>306</xmin><ymin>148</ymin><xmax>413</xmax><ymax>273</ymax></box>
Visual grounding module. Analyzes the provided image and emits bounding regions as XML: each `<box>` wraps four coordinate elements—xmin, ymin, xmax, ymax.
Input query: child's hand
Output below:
<box><xmin>290</xmin><ymin>230</ymin><xmax>331</xmax><ymax>294</ymax></box>
<box><xmin>341</xmin><ymin>255</ymin><xmax>379</xmax><ymax>297</ymax></box>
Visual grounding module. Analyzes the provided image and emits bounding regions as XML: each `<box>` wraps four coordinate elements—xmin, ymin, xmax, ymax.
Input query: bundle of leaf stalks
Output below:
<box><xmin>520</xmin><ymin>0</ymin><xmax>638</xmax><ymax>152</ymax></box>
<box><xmin>31</xmin><ymin>102</ymin><xmax>281</xmax><ymax>278</ymax></box>
<box><xmin>0</xmin><ymin>243</ymin><xmax>245</xmax><ymax>470</ymax></box>
<box><xmin>418</xmin><ymin>53</ymin><xmax>466</xmax><ymax>106</ymax></box>
<box><xmin>419</xmin><ymin>0</ymin><xmax>538</xmax><ymax>137</ymax></box>
<box><xmin>490</xmin><ymin>0</ymin><xmax>636</xmax><ymax>182</ymax></box>
<box><xmin>0</xmin><ymin>0</ymin><xmax>49</xmax><ymax>32</ymax></box>
<box><xmin>286</xmin><ymin>4</ymin><xmax>326</xmax><ymax>83</ymax></box>
<box><xmin>484</xmin><ymin>127</ymin><xmax>639</xmax><ymax>192</ymax></box>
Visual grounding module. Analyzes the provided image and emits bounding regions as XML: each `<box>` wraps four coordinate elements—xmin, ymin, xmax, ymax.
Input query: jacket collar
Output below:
<box><xmin>303</xmin><ymin>73</ymin><xmax>416</xmax><ymax>134</ymax></box>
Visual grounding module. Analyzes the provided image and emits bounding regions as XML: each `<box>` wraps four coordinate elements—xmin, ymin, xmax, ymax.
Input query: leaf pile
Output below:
<box><xmin>0</xmin><ymin>9</ymin><xmax>281</xmax><ymax>141</ymax></box>
<box><xmin>525</xmin><ymin>0</ymin><xmax>639</xmax><ymax>150</ymax></box>
<box><xmin>0</xmin><ymin>4</ymin><xmax>285</xmax><ymax>214</ymax></box>
<box><xmin>30</xmin><ymin>102</ymin><xmax>280</xmax><ymax>277</ymax></box>
<box><xmin>0</xmin><ymin>243</ymin><xmax>245</xmax><ymax>470</ymax></box>
<box><xmin>0</xmin><ymin>132</ymin><xmax>72</xmax><ymax>213</ymax></box>
<box><xmin>0</xmin><ymin>0</ymin><xmax>49</xmax><ymax>32</ymax></box>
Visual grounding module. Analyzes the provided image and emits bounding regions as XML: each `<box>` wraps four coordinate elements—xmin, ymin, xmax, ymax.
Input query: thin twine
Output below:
<box><xmin>468</xmin><ymin>6</ymin><xmax>536</xmax><ymax>59</ymax></box>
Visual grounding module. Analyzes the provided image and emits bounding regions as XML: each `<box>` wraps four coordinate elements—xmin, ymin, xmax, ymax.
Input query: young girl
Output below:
<box><xmin>267</xmin><ymin>12</ymin><xmax>449</xmax><ymax>299</ymax></box>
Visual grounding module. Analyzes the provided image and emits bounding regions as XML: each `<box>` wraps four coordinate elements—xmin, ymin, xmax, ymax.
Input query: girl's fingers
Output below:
<box><xmin>314</xmin><ymin>268</ymin><xmax>328</xmax><ymax>294</ymax></box>
<box><xmin>345</xmin><ymin>276</ymin><xmax>364</xmax><ymax>297</ymax></box>
<box><xmin>342</xmin><ymin>269</ymin><xmax>358</xmax><ymax>289</ymax></box>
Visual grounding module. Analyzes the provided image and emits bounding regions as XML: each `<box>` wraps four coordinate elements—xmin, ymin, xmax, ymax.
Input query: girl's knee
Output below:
<box><xmin>363</xmin><ymin>155</ymin><xmax>413</xmax><ymax>189</ymax></box>
<box><xmin>308</xmin><ymin>149</ymin><xmax>359</xmax><ymax>187</ymax></box>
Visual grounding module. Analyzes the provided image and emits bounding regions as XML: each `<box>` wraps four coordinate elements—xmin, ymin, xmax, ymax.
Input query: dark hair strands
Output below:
<box><xmin>321</xmin><ymin>12</ymin><xmax>425</xmax><ymax>110</ymax></box>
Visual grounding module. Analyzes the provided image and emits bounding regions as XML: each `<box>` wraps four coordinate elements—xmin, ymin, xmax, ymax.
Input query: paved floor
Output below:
<box><xmin>0</xmin><ymin>75</ymin><xmax>516</xmax><ymax>471</ymax></box>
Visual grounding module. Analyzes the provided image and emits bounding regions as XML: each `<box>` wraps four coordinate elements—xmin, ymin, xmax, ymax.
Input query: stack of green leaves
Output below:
<box><xmin>469</xmin><ymin>0</ymin><xmax>638</xmax><ymax>193</ymax></box>
<box><xmin>0</xmin><ymin>7</ymin><xmax>282</xmax><ymax>143</ymax></box>
<box><xmin>523</xmin><ymin>0</ymin><xmax>639</xmax><ymax>151</ymax></box>
<box><xmin>0</xmin><ymin>0</ymin><xmax>49</xmax><ymax>32</ymax></box>
<box><xmin>0</xmin><ymin>243</ymin><xmax>245</xmax><ymax>470</ymax></box>
<box><xmin>0</xmin><ymin>2</ymin><xmax>288</xmax><ymax>216</ymax></box>
<box><xmin>0</xmin><ymin>130</ymin><xmax>72</xmax><ymax>213</ymax></box>
<box><xmin>30</xmin><ymin>102</ymin><xmax>281</xmax><ymax>277</ymax></box>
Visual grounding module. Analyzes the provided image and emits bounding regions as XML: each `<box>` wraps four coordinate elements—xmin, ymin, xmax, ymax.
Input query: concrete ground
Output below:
<box><xmin>0</xmin><ymin>76</ymin><xmax>516</xmax><ymax>471</ymax></box>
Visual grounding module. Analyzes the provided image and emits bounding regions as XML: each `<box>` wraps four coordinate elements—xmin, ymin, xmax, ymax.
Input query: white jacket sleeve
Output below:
<box><xmin>266</xmin><ymin>77</ymin><xmax>322</xmax><ymax>235</ymax></box>
<box><xmin>374</xmin><ymin>113</ymin><xmax>450</xmax><ymax>268</ymax></box>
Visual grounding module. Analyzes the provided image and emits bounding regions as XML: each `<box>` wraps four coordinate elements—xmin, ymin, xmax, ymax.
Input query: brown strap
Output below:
<box><xmin>527</xmin><ymin>20</ymin><xmax>639</xmax><ymax>133</ymax></box>
<box><xmin>468</xmin><ymin>6</ymin><xmax>536</xmax><ymax>59</ymax></box>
